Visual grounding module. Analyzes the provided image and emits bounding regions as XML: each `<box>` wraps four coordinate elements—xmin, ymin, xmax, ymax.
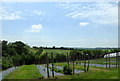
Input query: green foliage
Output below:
<box><xmin>2</xmin><ymin>40</ymin><xmax>43</xmax><ymax>70</ymax></box>
<box><xmin>63</xmin><ymin>65</ymin><xmax>72</xmax><ymax>75</ymax></box>
<box><xmin>54</xmin><ymin>53</ymin><xmax>67</xmax><ymax>62</ymax></box>
<box><xmin>2</xmin><ymin>56</ymin><xmax>13</xmax><ymax>70</ymax></box>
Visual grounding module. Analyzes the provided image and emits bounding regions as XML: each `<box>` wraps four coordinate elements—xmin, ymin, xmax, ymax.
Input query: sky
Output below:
<box><xmin>0</xmin><ymin>1</ymin><xmax>119</xmax><ymax>48</ymax></box>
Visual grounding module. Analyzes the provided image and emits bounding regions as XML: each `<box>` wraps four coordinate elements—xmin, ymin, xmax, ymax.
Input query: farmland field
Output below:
<box><xmin>43</xmin><ymin>49</ymin><xmax>71</xmax><ymax>54</ymax></box>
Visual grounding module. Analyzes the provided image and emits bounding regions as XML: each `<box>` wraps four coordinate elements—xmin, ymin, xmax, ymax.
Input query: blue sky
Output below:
<box><xmin>1</xmin><ymin>2</ymin><xmax>118</xmax><ymax>48</ymax></box>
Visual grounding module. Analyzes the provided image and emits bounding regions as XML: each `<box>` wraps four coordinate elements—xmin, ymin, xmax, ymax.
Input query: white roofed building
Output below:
<box><xmin>104</xmin><ymin>52</ymin><xmax>120</xmax><ymax>58</ymax></box>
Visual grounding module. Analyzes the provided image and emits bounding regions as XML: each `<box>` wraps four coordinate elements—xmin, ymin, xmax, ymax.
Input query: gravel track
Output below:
<box><xmin>76</xmin><ymin>63</ymin><xmax>116</xmax><ymax>68</ymax></box>
<box><xmin>0</xmin><ymin>67</ymin><xmax>17</xmax><ymax>80</ymax></box>
<box><xmin>36</xmin><ymin>65</ymin><xmax>64</xmax><ymax>78</ymax></box>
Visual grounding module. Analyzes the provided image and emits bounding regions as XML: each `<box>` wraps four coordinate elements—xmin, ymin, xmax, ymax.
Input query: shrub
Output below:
<box><xmin>63</xmin><ymin>65</ymin><xmax>72</xmax><ymax>75</ymax></box>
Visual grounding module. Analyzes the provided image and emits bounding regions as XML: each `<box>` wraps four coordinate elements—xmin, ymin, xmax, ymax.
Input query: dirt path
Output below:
<box><xmin>36</xmin><ymin>65</ymin><xmax>64</xmax><ymax>78</ymax></box>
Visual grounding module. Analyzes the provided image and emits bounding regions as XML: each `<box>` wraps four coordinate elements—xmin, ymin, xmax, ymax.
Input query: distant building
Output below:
<box><xmin>104</xmin><ymin>52</ymin><xmax>120</xmax><ymax>58</ymax></box>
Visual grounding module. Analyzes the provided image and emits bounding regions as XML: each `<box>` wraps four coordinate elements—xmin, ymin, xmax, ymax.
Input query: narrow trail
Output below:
<box><xmin>0</xmin><ymin>67</ymin><xmax>17</xmax><ymax>80</ymax></box>
<box><xmin>0</xmin><ymin>72</ymin><xmax>2</xmax><ymax>81</ymax></box>
<box><xmin>36</xmin><ymin>65</ymin><xmax>64</xmax><ymax>78</ymax></box>
<box><xmin>76</xmin><ymin>63</ymin><xmax>116</xmax><ymax>68</ymax></box>
<box><xmin>49</xmin><ymin>64</ymin><xmax>84</xmax><ymax>73</ymax></box>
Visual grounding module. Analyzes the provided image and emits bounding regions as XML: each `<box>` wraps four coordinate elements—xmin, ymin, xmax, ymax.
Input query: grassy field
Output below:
<box><xmin>43</xmin><ymin>49</ymin><xmax>71</xmax><ymax>54</ymax></box>
<box><xmin>53</xmin><ymin>62</ymin><xmax>105</xmax><ymax>70</ymax></box>
<box><xmin>3</xmin><ymin>60</ymin><xmax>118</xmax><ymax>79</ymax></box>
<box><xmin>75</xmin><ymin>57</ymin><xmax>117</xmax><ymax>65</ymax></box>
<box><xmin>47</xmin><ymin>57</ymin><xmax>118</xmax><ymax>79</ymax></box>
<box><xmin>53</xmin><ymin>68</ymin><xmax>118</xmax><ymax>79</ymax></box>
<box><xmin>4</xmin><ymin>65</ymin><xmax>43</xmax><ymax>79</ymax></box>
<box><xmin>47</xmin><ymin>61</ymin><xmax>118</xmax><ymax>79</ymax></box>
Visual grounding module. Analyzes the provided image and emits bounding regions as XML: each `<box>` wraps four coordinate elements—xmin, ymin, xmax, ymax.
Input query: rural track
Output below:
<box><xmin>0</xmin><ymin>67</ymin><xmax>17</xmax><ymax>80</ymax></box>
<box><xmin>49</xmin><ymin>64</ymin><xmax>84</xmax><ymax>73</ymax></box>
<box><xmin>76</xmin><ymin>63</ymin><xmax>116</xmax><ymax>68</ymax></box>
<box><xmin>36</xmin><ymin>65</ymin><xmax>64</xmax><ymax>78</ymax></box>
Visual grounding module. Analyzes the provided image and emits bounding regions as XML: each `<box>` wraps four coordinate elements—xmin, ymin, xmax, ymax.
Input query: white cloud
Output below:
<box><xmin>0</xmin><ymin>6</ymin><xmax>23</xmax><ymax>20</ymax></box>
<box><xmin>25</xmin><ymin>24</ymin><xmax>43</xmax><ymax>32</ymax></box>
<box><xmin>58</xmin><ymin>2</ymin><xmax>118</xmax><ymax>25</ymax></box>
<box><xmin>33</xmin><ymin>10</ymin><xmax>43</xmax><ymax>15</ymax></box>
<box><xmin>79</xmin><ymin>22</ymin><xmax>89</xmax><ymax>27</ymax></box>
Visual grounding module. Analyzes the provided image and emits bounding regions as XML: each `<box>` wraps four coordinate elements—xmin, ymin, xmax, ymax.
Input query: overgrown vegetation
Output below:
<box><xmin>63</xmin><ymin>65</ymin><xmax>72</xmax><ymax>75</ymax></box>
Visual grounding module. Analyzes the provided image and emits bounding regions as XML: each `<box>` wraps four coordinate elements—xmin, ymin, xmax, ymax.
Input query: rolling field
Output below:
<box><xmin>43</xmin><ymin>49</ymin><xmax>71</xmax><ymax>54</ymax></box>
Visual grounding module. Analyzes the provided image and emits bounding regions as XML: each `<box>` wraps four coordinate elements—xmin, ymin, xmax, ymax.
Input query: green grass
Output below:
<box><xmin>52</xmin><ymin>62</ymin><xmax>111</xmax><ymax>70</ymax></box>
<box><xmin>48</xmin><ymin>65</ymin><xmax>64</xmax><ymax>74</ymax></box>
<box><xmin>54</xmin><ymin>62</ymin><xmax>86</xmax><ymax>70</ymax></box>
<box><xmin>43</xmin><ymin>49</ymin><xmax>71</xmax><ymax>54</ymax></box>
<box><xmin>4</xmin><ymin>65</ymin><xmax>43</xmax><ymax>79</ymax></box>
<box><xmin>53</xmin><ymin>68</ymin><xmax>118</xmax><ymax>79</ymax></box>
<box><xmin>75</xmin><ymin>57</ymin><xmax>117</xmax><ymax>65</ymax></box>
<box><xmin>48</xmin><ymin>60</ymin><xmax>118</xmax><ymax>79</ymax></box>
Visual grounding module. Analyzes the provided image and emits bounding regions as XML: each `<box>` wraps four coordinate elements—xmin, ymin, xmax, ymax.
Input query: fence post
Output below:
<box><xmin>46</xmin><ymin>52</ymin><xmax>49</xmax><ymax>78</ymax></box>
<box><xmin>51</xmin><ymin>52</ymin><xmax>54</xmax><ymax>77</ymax></box>
<box><xmin>109</xmin><ymin>54</ymin><xmax>110</xmax><ymax>68</ymax></box>
<box><xmin>67</xmin><ymin>53</ymin><xmax>69</xmax><ymax>69</ymax></box>
<box><xmin>116</xmin><ymin>52</ymin><xmax>117</xmax><ymax>67</ymax></box>
<box><xmin>106</xmin><ymin>54</ymin><xmax>108</xmax><ymax>68</ymax></box>
<box><xmin>84</xmin><ymin>53</ymin><xmax>86</xmax><ymax>72</ymax></box>
<box><xmin>73</xmin><ymin>58</ymin><xmax>75</xmax><ymax>74</ymax></box>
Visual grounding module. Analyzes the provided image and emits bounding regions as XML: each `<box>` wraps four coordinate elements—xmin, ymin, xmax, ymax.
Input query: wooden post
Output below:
<box><xmin>84</xmin><ymin>54</ymin><xmax>86</xmax><ymax>72</ymax></box>
<box><xmin>67</xmin><ymin>53</ymin><xmax>69</xmax><ymax>69</ymax></box>
<box><xmin>46</xmin><ymin>52</ymin><xmax>49</xmax><ymax>78</ymax></box>
<box><xmin>116</xmin><ymin>52</ymin><xmax>119</xmax><ymax>67</ymax></box>
<box><xmin>51</xmin><ymin>52</ymin><xmax>54</xmax><ymax>77</ymax></box>
<box><xmin>117</xmin><ymin>52</ymin><xmax>120</xmax><ymax>67</ymax></box>
<box><xmin>109</xmin><ymin>54</ymin><xmax>111</xmax><ymax>68</ymax></box>
<box><xmin>106</xmin><ymin>54</ymin><xmax>108</xmax><ymax>68</ymax></box>
<box><xmin>73</xmin><ymin>58</ymin><xmax>75</xmax><ymax>74</ymax></box>
<box><xmin>87</xmin><ymin>54</ymin><xmax>90</xmax><ymax>72</ymax></box>
<box><xmin>116</xmin><ymin>52</ymin><xmax>117</xmax><ymax>67</ymax></box>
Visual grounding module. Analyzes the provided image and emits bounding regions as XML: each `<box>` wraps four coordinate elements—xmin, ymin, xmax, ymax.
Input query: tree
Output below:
<box><xmin>2</xmin><ymin>40</ymin><xmax>8</xmax><ymax>56</ymax></box>
<box><xmin>12</xmin><ymin>41</ymin><xmax>26</xmax><ymax>55</ymax></box>
<box><xmin>55</xmin><ymin>53</ymin><xmax>66</xmax><ymax>62</ymax></box>
<box><xmin>53</xmin><ymin>46</ymin><xmax>55</xmax><ymax>49</ymax></box>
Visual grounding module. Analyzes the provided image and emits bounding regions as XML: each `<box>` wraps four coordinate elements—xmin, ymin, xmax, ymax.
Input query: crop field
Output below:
<box><xmin>43</xmin><ymin>49</ymin><xmax>71</xmax><ymax>54</ymax></box>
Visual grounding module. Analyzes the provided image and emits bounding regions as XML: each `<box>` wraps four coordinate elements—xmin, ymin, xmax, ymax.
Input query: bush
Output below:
<box><xmin>63</xmin><ymin>65</ymin><xmax>72</xmax><ymax>75</ymax></box>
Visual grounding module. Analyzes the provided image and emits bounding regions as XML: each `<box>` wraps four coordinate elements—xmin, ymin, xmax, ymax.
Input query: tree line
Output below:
<box><xmin>1</xmin><ymin>40</ymin><xmax>120</xmax><ymax>70</ymax></box>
